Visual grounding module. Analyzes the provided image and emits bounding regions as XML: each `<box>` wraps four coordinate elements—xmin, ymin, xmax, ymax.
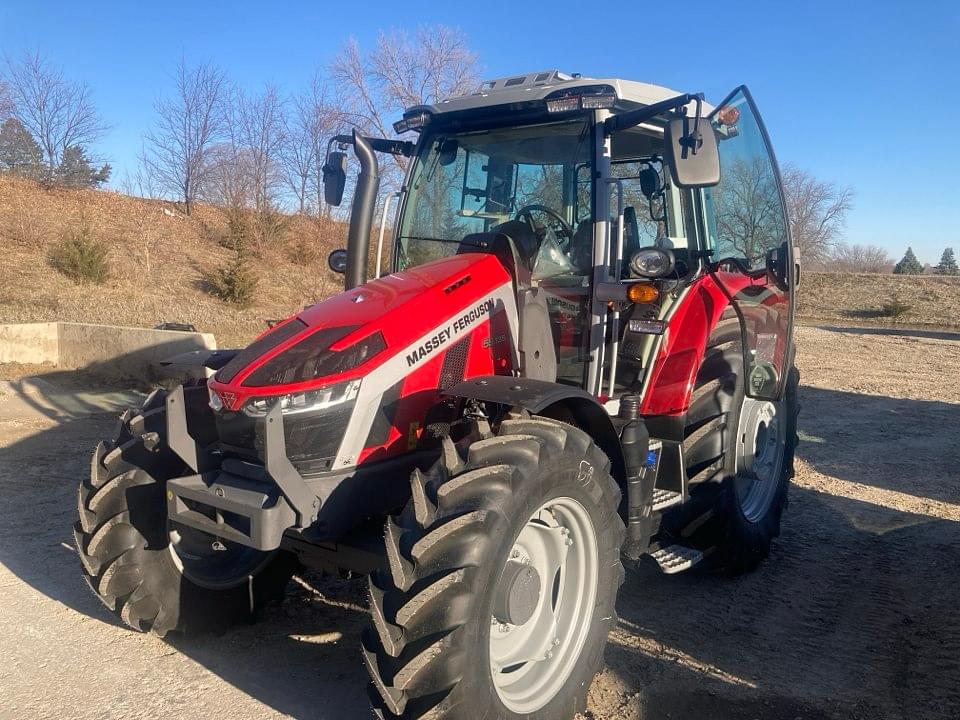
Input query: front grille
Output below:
<box><xmin>283</xmin><ymin>402</ymin><xmax>355</xmax><ymax>475</ymax></box>
<box><xmin>214</xmin><ymin>402</ymin><xmax>354</xmax><ymax>476</ymax></box>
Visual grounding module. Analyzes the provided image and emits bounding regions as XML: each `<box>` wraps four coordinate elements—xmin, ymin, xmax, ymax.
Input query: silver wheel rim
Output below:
<box><xmin>735</xmin><ymin>397</ymin><xmax>786</xmax><ymax>522</ymax></box>
<box><xmin>489</xmin><ymin>496</ymin><xmax>598</xmax><ymax>713</ymax></box>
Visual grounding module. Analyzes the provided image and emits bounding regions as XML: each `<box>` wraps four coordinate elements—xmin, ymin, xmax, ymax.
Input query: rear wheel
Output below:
<box><xmin>362</xmin><ymin>417</ymin><xmax>624</xmax><ymax>719</ymax></box>
<box><xmin>74</xmin><ymin>388</ymin><xmax>298</xmax><ymax>635</ymax></box>
<box><xmin>660</xmin><ymin>318</ymin><xmax>799</xmax><ymax>572</ymax></box>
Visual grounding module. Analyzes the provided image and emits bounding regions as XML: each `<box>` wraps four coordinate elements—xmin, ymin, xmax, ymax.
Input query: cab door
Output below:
<box><xmin>702</xmin><ymin>86</ymin><xmax>795</xmax><ymax>399</ymax></box>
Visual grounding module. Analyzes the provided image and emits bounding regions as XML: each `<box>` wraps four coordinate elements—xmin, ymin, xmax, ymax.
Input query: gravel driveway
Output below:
<box><xmin>1</xmin><ymin>325</ymin><xmax>958</xmax><ymax>720</ymax></box>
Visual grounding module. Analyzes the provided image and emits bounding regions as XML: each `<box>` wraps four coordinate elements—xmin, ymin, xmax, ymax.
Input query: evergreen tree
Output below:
<box><xmin>0</xmin><ymin>117</ymin><xmax>43</xmax><ymax>179</ymax></box>
<box><xmin>56</xmin><ymin>145</ymin><xmax>111</xmax><ymax>188</ymax></box>
<box><xmin>893</xmin><ymin>247</ymin><xmax>924</xmax><ymax>275</ymax></box>
<box><xmin>935</xmin><ymin>247</ymin><xmax>959</xmax><ymax>276</ymax></box>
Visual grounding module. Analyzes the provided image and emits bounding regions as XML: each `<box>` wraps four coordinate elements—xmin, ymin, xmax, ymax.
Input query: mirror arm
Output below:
<box><xmin>684</xmin><ymin>96</ymin><xmax>704</xmax><ymax>155</ymax></box>
<box><xmin>603</xmin><ymin>92</ymin><xmax>702</xmax><ymax>135</ymax></box>
<box><xmin>326</xmin><ymin>134</ymin><xmax>415</xmax><ymax>157</ymax></box>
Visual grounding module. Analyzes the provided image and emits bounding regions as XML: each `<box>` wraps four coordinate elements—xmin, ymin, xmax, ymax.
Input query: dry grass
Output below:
<box><xmin>797</xmin><ymin>271</ymin><xmax>960</xmax><ymax>327</ymax></box>
<box><xmin>0</xmin><ymin>176</ymin><xmax>348</xmax><ymax>347</ymax></box>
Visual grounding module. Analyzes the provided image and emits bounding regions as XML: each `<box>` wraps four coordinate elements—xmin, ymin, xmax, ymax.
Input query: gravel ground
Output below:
<box><xmin>1</xmin><ymin>324</ymin><xmax>958</xmax><ymax>720</ymax></box>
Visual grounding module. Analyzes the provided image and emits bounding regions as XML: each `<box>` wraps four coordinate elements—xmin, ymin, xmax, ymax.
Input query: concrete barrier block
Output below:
<box><xmin>0</xmin><ymin>322</ymin><xmax>217</xmax><ymax>383</ymax></box>
<box><xmin>56</xmin><ymin>323</ymin><xmax>217</xmax><ymax>381</ymax></box>
<box><xmin>0</xmin><ymin>323</ymin><xmax>59</xmax><ymax>364</ymax></box>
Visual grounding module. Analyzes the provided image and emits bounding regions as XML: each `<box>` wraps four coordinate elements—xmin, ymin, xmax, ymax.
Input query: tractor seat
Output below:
<box><xmin>458</xmin><ymin>219</ymin><xmax>540</xmax><ymax>286</ymax></box>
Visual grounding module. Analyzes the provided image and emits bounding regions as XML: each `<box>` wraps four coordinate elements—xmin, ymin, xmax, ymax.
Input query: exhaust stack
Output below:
<box><xmin>345</xmin><ymin>130</ymin><xmax>380</xmax><ymax>290</ymax></box>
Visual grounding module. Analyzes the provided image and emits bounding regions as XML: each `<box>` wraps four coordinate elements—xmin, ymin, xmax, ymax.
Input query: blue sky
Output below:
<box><xmin>2</xmin><ymin>0</ymin><xmax>958</xmax><ymax>263</ymax></box>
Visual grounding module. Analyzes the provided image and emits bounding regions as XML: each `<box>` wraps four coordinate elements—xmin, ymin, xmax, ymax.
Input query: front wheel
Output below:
<box><xmin>362</xmin><ymin>417</ymin><xmax>625</xmax><ymax>719</ymax></box>
<box><xmin>74</xmin><ymin>389</ymin><xmax>298</xmax><ymax>635</ymax></box>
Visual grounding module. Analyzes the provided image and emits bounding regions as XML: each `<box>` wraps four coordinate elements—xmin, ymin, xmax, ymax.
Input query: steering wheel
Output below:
<box><xmin>515</xmin><ymin>204</ymin><xmax>575</xmax><ymax>246</ymax></box>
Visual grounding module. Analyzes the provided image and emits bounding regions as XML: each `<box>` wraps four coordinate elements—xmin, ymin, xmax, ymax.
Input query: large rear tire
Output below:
<box><xmin>74</xmin><ymin>388</ymin><xmax>298</xmax><ymax>636</ymax></box>
<box><xmin>362</xmin><ymin>417</ymin><xmax>624</xmax><ymax>719</ymax></box>
<box><xmin>660</xmin><ymin>317</ymin><xmax>799</xmax><ymax>573</ymax></box>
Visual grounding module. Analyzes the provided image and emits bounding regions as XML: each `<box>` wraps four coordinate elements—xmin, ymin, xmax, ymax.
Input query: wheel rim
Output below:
<box><xmin>168</xmin><ymin>522</ymin><xmax>273</xmax><ymax>590</ymax></box>
<box><xmin>735</xmin><ymin>398</ymin><xmax>786</xmax><ymax>522</ymax></box>
<box><xmin>489</xmin><ymin>496</ymin><xmax>598</xmax><ymax>713</ymax></box>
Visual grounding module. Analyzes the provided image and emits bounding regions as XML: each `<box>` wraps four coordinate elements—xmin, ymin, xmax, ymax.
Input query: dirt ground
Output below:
<box><xmin>1</xmin><ymin>324</ymin><xmax>958</xmax><ymax>720</ymax></box>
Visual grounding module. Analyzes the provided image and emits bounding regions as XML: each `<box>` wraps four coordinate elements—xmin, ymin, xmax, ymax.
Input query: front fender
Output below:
<box><xmin>445</xmin><ymin>376</ymin><xmax>626</xmax><ymax>487</ymax></box>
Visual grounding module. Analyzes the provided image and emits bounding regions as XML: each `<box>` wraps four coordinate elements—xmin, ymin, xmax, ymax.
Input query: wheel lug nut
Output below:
<box><xmin>553</xmin><ymin>637</ymin><xmax>560</xmax><ymax>646</ymax></box>
<box><xmin>499</xmin><ymin>623</ymin><xmax>509</xmax><ymax>633</ymax></box>
<box><xmin>545</xmin><ymin>650</ymin><xmax>554</xmax><ymax>660</ymax></box>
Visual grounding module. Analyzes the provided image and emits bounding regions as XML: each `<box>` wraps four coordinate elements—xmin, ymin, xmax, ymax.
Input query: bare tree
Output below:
<box><xmin>198</xmin><ymin>141</ymin><xmax>251</xmax><ymax>211</ymax></box>
<box><xmin>281</xmin><ymin>72</ymin><xmax>344</xmax><ymax>215</ymax></box>
<box><xmin>235</xmin><ymin>84</ymin><xmax>285</xmax><ymax>214</ymax></box>
<box><xmin>331</xmin><ymin>25</ymin><xmax>478</xmax><ymax>186</ymax></box>
<box><xmin>781</xmin><ymin>163</ymin><xmax>854</xmax><ymax>266</ymax></box>
<box><xmin>830</xmin><ymin>242</ymin><xmax>893</xmax><ymax>273</ymax></box>
<box><xmin>2</xmin><ymin>51</ymin><xmax>107</xmax><ymax>176</ymax></box>
<box><xmin>713</xmin><ymin>156</ymin><xmax>786</xmax><ymax>266</ymax></box>
<box><xmin>0</xmin><ymin>79</ymin><xmax>13</xmax><ymax>120</ymax></box>
<box><xmin>143</xmin><ymin>59</ymin><xmax>228</xmax><ymax>214</ymax></box>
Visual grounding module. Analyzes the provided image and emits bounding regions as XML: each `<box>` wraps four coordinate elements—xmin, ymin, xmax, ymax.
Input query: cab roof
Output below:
<box><xmin>412</xmin><ymin>70</ymin><xmax>713</xmax><ymax>117</ymax></box>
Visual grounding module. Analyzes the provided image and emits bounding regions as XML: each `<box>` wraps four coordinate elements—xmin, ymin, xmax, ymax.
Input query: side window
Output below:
<box><xmin>703</xmin><ymin>90</ymin><xmax>788</xmax><ymax>271</ymax></box>
<box><xmin>610</xmin><ymin>161</ymin><xmax>665</xmax><ymax>247</ymax></box>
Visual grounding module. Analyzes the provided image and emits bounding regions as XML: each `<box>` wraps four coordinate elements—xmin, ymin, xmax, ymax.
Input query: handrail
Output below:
<box><xmin>606</xmin><ymin>178</ymin><xmax>625</xmax><ymax>398</ymax></box>
<box><xmin>375</xmin><ymin>192</ymin><xmax>401</xmax><ymax>278</ymax></box>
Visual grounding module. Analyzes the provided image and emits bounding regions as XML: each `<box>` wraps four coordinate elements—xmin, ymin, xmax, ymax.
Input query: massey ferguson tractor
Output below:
<box><xmin>75</xmin><ymin>71</ymin><xmax>799</xmax><ymax>719</ymax></box>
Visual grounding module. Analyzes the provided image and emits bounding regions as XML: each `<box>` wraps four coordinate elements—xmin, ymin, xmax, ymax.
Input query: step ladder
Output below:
<box><xmin>651</xmin><ymin>488</ymin><xmax>682</xmax><ymax>512</ymax></box>
<box><xmin>650</xmin><ymin>544</ymin><xmax>703</xmax><ymax>574</ymax></box>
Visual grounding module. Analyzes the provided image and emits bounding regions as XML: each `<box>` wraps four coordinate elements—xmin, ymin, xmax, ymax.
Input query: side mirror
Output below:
<box><xmin>328</xmin><ymin>249</ymin><xmax>348</xmax><ymax>274</ymax></box>
<box><xmin>765</xmin><ymin>241</ymin><xmax>789</xmax><ymax>290</ymax></box>
<box><xmin>638</xmin><ymin>166</ymin><xmax>661</xmax><ymax>198</ymax></box>
<box><xmin>664</xmin><ymin>116</ymin><xmax>720</xmax><ymax>188</ymax></box>
<box><xmin>323</xmin><ymin>151</ymin><xmax>348</xmax><ymax>206</ymax></box>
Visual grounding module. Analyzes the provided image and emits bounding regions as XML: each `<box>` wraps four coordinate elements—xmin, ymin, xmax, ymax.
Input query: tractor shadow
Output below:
<box><xmin>796</xmin><ymin>385</ymin><xmax>960</xmax><ymax>505</ymax></box>
<box><xmin>609</xmin><ymin>484</ymin><xmax>960</xmax><ymax>720</ymax></box>
<box><xmin>1</xmin><ymin>363</ymin><xmax>959</xmax><ymax>719</ymax></box>
<box><xmin>0</xmin><ymin>402</ymin><xmax>372</xmax><ymax>718</ymax></box>
<box><xmin>817</xmin><ymin>323</ymin><xmax>960</xmax><ymax>342</ymax></box>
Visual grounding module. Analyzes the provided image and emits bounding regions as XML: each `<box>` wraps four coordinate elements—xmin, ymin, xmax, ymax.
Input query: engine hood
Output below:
<box><xmin>209</xmin><ymin>252</ymin><xmax>513</xmax><ymax>401</ymax></box>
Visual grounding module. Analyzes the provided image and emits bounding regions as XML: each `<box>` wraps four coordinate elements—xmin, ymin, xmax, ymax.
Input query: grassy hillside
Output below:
<box><xmin>0</xmin><ymin>177</ymin><xmax>347</xmax><ymax>347</ymax></box>
<box><xmin>1</xmin><ymin>177</ymin><xmax>958</xmax><ymax>350</ymax></box>
<box><xmin>796</xmin><ymin>271</ymin><xmax>960</xmax><ymax>328</ymax></box>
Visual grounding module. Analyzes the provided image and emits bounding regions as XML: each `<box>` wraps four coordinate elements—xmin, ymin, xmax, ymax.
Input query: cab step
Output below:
<box><xmin>651</xmin><ymin>488</ymin><xmax>682</xmax><ymax>511</ymax></box>
<box><xmin>650</xmin><ymin>544</ymin><xmax>703</xmax><ymax>574</ymax></box>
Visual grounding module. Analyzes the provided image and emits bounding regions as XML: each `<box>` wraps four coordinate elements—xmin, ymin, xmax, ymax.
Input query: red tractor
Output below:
<box><xmin>75</xmin><ymin>71</ymin><xmax>799</xmax><ymax>719</ymax></box>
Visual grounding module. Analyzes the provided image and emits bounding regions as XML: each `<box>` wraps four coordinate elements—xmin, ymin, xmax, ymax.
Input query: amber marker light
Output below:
<box><xmin>717</xmin><ymin>105</ymin><xmax>740</xmax><ymax>126</ymax></box>
<box><xmin>627</xmin><ymin>283</ymin><xmax>660</xmax><ymax>304</ymax></box>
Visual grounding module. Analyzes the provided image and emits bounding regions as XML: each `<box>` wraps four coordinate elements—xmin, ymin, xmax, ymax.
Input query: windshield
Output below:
<box><xmin>395</xmin><ymin>119</ymin><xmax>593</xmax><ymax>274</ymax></box>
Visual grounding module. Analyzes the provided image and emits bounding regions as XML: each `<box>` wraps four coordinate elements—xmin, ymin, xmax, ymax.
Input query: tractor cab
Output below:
<box><xmin>326</xmin><ymin>70</ymin><xmax>795</xmax><ymax>409</ymax></box>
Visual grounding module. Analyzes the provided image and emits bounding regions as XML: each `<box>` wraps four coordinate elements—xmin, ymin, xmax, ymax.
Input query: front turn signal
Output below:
<box><xmin>627</xmin><ymin>283</ymin><xmax>659</xmax><ymax>304</ymax></box>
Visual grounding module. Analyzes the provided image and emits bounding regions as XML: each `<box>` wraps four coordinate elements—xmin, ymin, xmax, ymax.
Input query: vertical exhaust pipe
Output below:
<box><xmin>345</xmin><ymin>130</ymin><xmax>380</xmax><ymax>290</ymax></box>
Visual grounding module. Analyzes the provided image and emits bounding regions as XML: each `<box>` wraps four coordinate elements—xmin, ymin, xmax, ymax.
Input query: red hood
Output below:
<box><xmin>209</xmin><ymin>252</ymin><xmax>512</xmax><ymax>400</ymax></box>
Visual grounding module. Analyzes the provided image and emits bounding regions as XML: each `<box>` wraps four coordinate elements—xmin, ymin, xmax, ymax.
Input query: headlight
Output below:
<box><xmin>208</xmin><ymin>387</ymin><xmax>223</xmax><ymax>412</ymax></box>
<box><xmin>628</xmin><ymin>247</ymin><xmax>676</xmax><ymax>278</ymax></box>
<box><xmin>242</xmin><ymin>378</ymin><xmax>361</xmax><ymax>417</ymax></box>
<box><xmin>243</xmin><ymin>327</ymin><xmax>385</xmax><ymax>387</ymax></box>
